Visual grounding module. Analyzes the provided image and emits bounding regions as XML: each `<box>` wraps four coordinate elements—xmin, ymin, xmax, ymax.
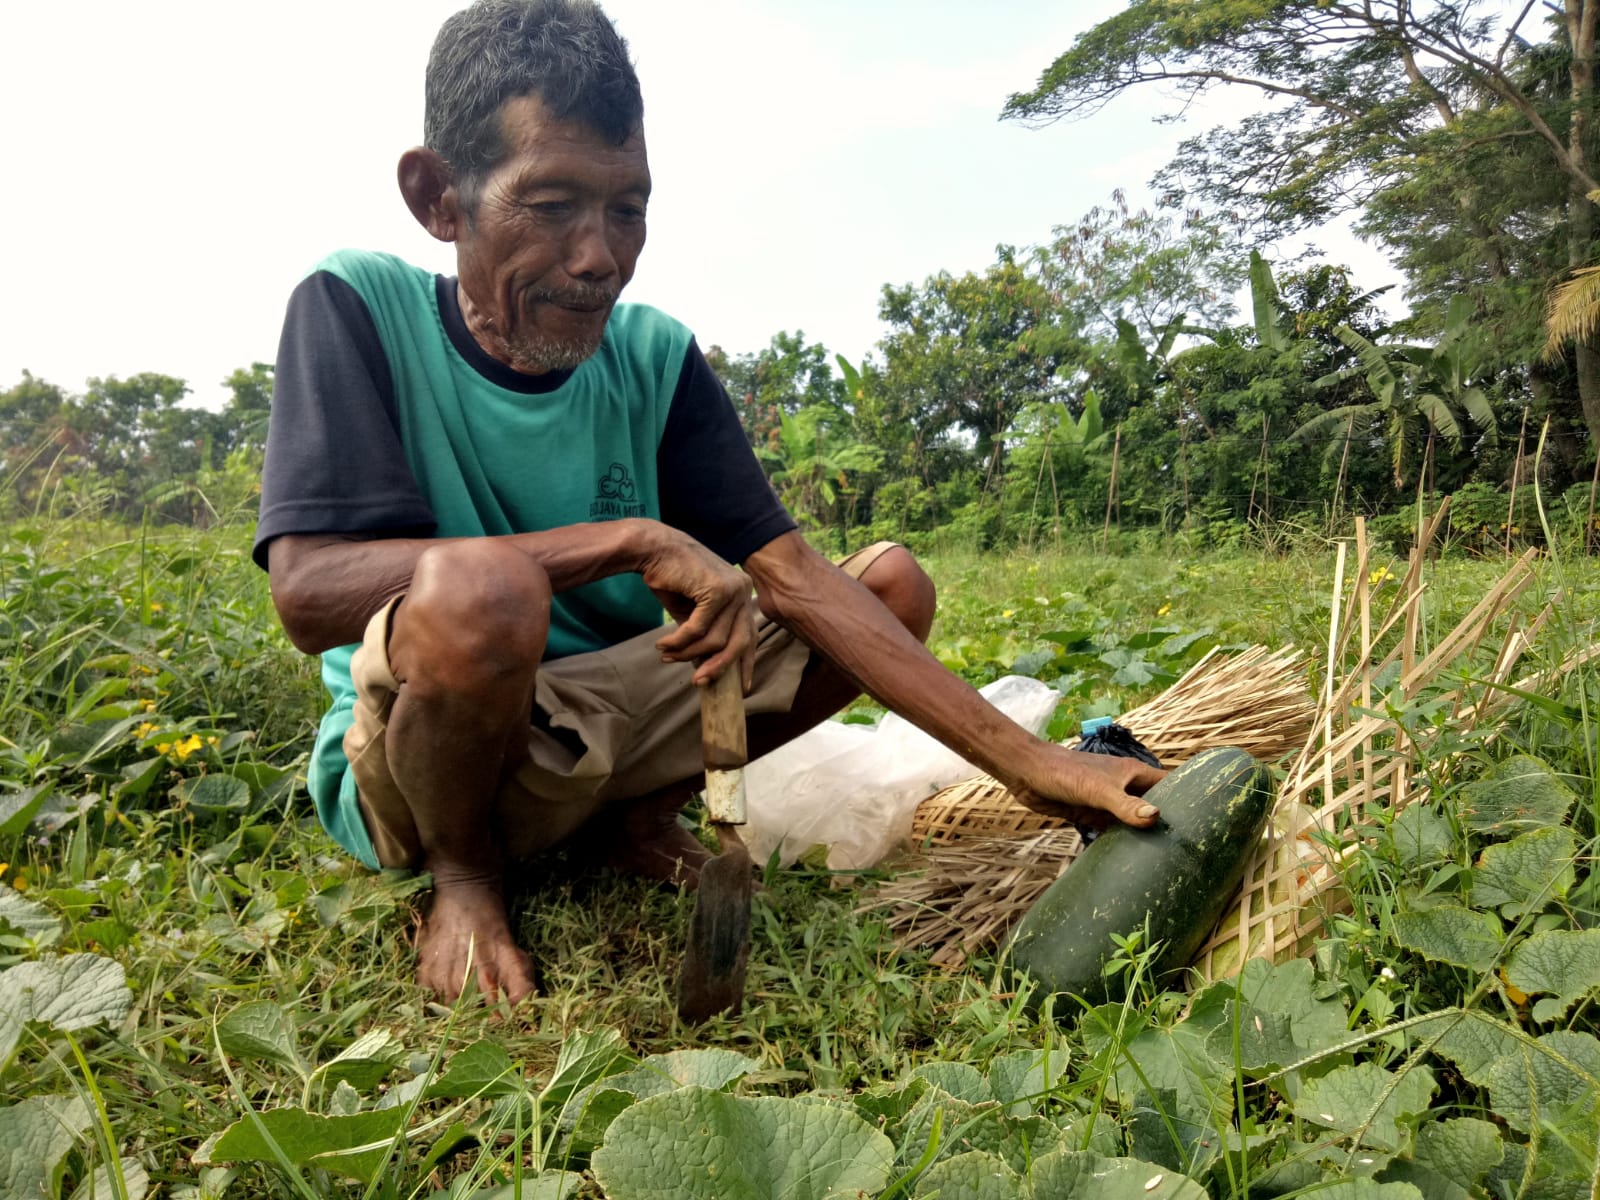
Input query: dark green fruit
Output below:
<box><xmin>1007</xmin><ymin>746</ymin><xmax>1275</xmax><ymax>1011</ymax></box>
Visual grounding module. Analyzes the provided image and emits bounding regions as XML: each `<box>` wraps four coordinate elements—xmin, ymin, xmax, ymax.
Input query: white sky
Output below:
<box><xmin>0</xmin><ymin>0</ymin><xmax>1403</xmax><ymax>409</ymax></box>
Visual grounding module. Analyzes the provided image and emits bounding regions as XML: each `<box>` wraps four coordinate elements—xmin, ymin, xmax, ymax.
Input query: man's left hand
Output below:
<box><xmin>1002</xmin><ymin>746</ymin><xmax>1166</xmax><ymax>830</ymax></box>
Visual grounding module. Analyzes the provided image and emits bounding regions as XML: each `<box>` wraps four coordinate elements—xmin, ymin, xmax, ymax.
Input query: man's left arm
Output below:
<box><xmin>743</xmin><ymin>532</ymin><xmax>1164</xmax><ymax>827</ymax></box>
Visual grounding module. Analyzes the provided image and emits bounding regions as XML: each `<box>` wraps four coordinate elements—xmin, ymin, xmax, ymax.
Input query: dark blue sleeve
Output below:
<box><xmin>252</xmin><ymin>271</ymin><xmax>436</xmax><ymax>568</ymax></box>
<box><xmin>657</xmin><ymin>339</ymin><xmax>797</xmax><ymax>565</ymax></box>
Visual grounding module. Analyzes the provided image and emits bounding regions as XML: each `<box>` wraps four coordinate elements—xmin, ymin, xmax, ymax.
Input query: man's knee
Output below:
<box><xmin>392</xmin><ymin>540</ymin><xmax>552</xmax><ymax>693</ymax></box>
<box><xmin>860</xmin><ymin>546</ymin><xmax>936</xmax><ymax>642</ymax></box>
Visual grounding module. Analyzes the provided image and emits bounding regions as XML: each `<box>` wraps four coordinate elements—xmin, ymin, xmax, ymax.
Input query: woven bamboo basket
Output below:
<box><xmin>908</xmin><ymin>644</ymin><xmax>1315</xmax><ymax>848</ymax></box>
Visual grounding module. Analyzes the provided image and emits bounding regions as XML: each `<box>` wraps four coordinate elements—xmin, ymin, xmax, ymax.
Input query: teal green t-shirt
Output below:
<box><xmin>303</xmin><ymin>250</ymin><xmax>694</xmax><ymax>867</ymax></box>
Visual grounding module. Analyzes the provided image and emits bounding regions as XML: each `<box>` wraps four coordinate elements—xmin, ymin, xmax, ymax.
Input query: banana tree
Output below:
<box><xmin>758</xmin><ymin>404</ymin><xmax>883</xmax><ymax>552</ymax></box>
<box><xmin>1293</xmin><ymin>295</ymin><xmax>1498</xmax><ymax>488</ymax></box>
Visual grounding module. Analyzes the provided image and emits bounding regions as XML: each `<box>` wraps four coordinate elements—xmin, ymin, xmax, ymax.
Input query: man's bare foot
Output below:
<box><xmin>602</xmin><ymin>800</ymin><xmax>712</xmax><ymax>887</ymax></box>
<box><xmin>416</xmin><ymin>881</ymin><xmax>536</xmax><ymax>1004</ymax></box>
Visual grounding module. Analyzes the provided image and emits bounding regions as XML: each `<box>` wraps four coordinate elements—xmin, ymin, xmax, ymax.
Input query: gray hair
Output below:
<box><xmin>424</xmin><ymin>0</ymin><xmax>642</xmax><ymax>211</ymax></box>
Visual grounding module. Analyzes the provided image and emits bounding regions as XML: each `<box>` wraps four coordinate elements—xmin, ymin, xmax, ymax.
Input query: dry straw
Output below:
<box><xmin>871</xmin><ymin>505</ymin><xmax>1600</xmax><ymax>973</ymax></box>
<box><xmin>871</xmin><ymin>646</ymin><xmax>1317</xmax><ymax>963</ymax></box>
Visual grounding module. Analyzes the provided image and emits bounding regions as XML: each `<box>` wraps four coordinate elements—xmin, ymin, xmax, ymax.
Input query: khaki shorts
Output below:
<box><xmin>344</xmin><ymin>541</ymin><xmax>898</xmax><ymax>868</ymax></box>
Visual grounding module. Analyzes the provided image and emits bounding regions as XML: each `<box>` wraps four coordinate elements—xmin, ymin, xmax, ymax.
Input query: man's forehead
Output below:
<box><xmin>493</xmin><ymin>93</ymin><xmax>648</xmax><ymax>181</ymax></box>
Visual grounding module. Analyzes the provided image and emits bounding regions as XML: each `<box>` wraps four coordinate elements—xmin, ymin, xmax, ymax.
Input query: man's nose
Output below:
<box><xmin>565</xmin><ymin>212</ymin><xmax>619</xmax><ymax>280</ymax></box>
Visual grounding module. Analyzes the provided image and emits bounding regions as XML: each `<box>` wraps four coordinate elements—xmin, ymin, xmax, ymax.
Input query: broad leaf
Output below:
<box><xmin>316</xmin><ymin>1028</ymin><xmax>405</xmax><ymax>1091</ymax></box>
<box><xmin>909</xmin><ymin>1061</ymin><xmax>991</xmax><ymax>1104</ymax></box>
<box><xmin>1457</xmin><ymin>756</ymin><xmax>1577</xmax><ymax>838</ymax></box>
<box><xmin>1292</xmin><ymin>1063</ymin><xmax>1437</xmax><ymax>1151</ymax></box>
<box><xmin>1416</xmin><ymin>1010</ymin><xmax>1519</xmax><ymax>1085</ymax></box>
<box><xmin>0</xmin><ymin>783</ymin><xmax>53</xmax><ymax>836</ymax></box>
<box><xmin>217</xmin><ymin>1000</ymin><xmax>304</xmax><ymax>1077</ymax></box>
<box><xmin>914</xmin><ymin>1147</ymin><xmax>1208</xmax><ymax>1199</ymax></box>
<box><xmin>179</xmin><ymin>774</ymin><xmax>252</xmax><ymax>813</ymax></box>
<box><xmin>1413</xmin><ymin>1118</ymin><xmax>1502</xmax><ymax>1179</ymax></box>
<box><xmin>1480</xmin><ymin>1030</ymin><xmax>1600</xmax><ymax>1135</ymax></box>
<box><xmin>1391</xmin><ymin>906</ymin><xmax>1502</xmax><ymax>972</ymax></box>
<box><xmin>1506</xmin><ymin>929</ymin><xmax>1600</xmax><ymax>1022</ymax></box>
<box><xmin>597</xmin><ymin>1048</ymin><xmax>756</xmax><ymax>1102</ymax></box>
<box><xmin>204</xmin><ymin>1106</ymin><xmax>407</xmax><ymax>1183</ymax></box>
<box><xmin>1386</xmin><ymin>805</ymin><xmax>1455</xmax><ymax>868</ymax></box>
<box><xmin>0</xmin><ymin>1095</ymin><xmax>90</xmax><ymax>1200</ymax></box>
<box><xmin>0</xmin><ymin>953</ymin><xmax>131</xmax><ymax>1066</ymax></box>
<box><xmin>426</xmin><ymin>1039</ymin><xmax>523</xmax><ymax>1100</ymax></box>
<box><xmin>67</xmin><ymin>1156</ymin><xmax>150</xmax><ymax>1200</ymax></box>
<box><xmin>591</xmin><ymin>1088</ymin><xmax>893</xmax><ymax>1200</ymax></box>
<box><xmin>1470</xmin><ymin>828</ymin><xmax>1576</xmax><ymax>918</ymax></box>
<box><xmin>540</xmin><ymin>1027</ymin><xmax>631</xmax><ymax>1107</ymax></box>
<box><xmin>0</xmin><ymin>885</ymin><xmax>64</xmax><ymax>946</ymax></box>
<box><xmin>986</xmin><ymin>1048</ymin><xmax>1069</xmax><ymax>1116</ymax></box>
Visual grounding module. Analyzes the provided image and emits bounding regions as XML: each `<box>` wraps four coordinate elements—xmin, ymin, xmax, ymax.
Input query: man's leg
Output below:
<box><xmin>382</xmin><ymin>539</ymin><xmax>550</xmax><ymax>1003</ymax></box>
<box><xmin>604</xmin><ymin>546</ymin><xmax>936</xmax><ymax>882</ymax></box>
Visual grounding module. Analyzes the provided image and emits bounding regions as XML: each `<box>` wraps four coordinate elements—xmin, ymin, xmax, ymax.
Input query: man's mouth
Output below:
<box><xmin>529</xmin><ymin>285</ymin><xmax>618</xmax><ymax>315</ymax></box>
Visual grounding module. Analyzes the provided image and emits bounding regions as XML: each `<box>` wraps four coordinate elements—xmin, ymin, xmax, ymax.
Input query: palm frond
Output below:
<box><xmin>1543</xmin><ymin>266</ymin><xmax>1600</xmax><ymax>360</ymax></box>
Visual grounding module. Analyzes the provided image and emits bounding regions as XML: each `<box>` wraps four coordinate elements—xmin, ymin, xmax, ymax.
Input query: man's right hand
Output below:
<box><xmin>637</xmin><ymin>526</ymin><xmax>758</xmax><ymax>690</ymax></box>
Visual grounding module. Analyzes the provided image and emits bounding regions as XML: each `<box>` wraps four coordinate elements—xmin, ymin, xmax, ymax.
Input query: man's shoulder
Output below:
<box><xmin>306</xmin><ymin>249</ymin><xmax>433</xmax><ymax>296</ymax></box>
<box><xmin>601</xmin><ymin>302</ymin><xmax>695</xmax><ymax>366</ymax></box>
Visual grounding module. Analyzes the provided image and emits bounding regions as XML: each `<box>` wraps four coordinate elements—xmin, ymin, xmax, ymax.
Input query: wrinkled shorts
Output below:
<box><xmin>343</xmin><ymin>541</ymin><xmax>899</xmax><ymax>868</ymax></box>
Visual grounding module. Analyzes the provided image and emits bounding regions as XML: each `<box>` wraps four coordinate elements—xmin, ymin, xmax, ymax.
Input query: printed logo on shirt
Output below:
<box><xmin>591</xmin><ymin>461</ymin><xmax>647</xmax><ymax>519</ymax></box>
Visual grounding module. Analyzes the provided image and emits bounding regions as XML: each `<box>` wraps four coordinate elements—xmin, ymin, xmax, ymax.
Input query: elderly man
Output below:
<box><xmin>254</xmin><ymin>0</ymin><xmax>1162</xmax><ymax>1004</ymax></box>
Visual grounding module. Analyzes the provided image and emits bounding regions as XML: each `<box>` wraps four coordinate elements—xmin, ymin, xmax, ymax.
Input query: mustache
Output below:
<box><xmin>527</xmin><ymin>283</ymin><xmax>620</xmax><ymax>309</ymax></box>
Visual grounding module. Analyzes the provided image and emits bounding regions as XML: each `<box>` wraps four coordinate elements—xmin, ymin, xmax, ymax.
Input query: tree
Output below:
<box><xmin>1004</xmin><ymin>1</ymin><xmax>1600</xmax><ymax>450</ymax></box>
<box><xmin>0</xmin><ymin>373</ymin><xmax>75</xmax><ymax>513</ymax></box>
<box><xmin>878</xmin><ymin>249</ymin><xmax>1072</xmax><ymax>484</ymax></box>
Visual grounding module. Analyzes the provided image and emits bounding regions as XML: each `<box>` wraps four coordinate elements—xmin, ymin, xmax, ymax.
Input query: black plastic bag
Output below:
<box><xmin>1072</xmin><ymin>717</ymin><xmax>1163</xmax><ymax>769</ymax></box>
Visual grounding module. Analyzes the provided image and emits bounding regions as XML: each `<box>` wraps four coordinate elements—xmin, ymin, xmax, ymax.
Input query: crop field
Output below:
<box><xmin>2</xmin><ymin>515</ymin><xmax>1598</xmax><ymax>1199</ymax></box>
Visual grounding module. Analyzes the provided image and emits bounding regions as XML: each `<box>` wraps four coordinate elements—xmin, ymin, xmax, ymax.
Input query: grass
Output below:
<box><xmin>2</xmin><ymin>513</ymin><xmax>1598</xmax><ymax>1197</ymax></box>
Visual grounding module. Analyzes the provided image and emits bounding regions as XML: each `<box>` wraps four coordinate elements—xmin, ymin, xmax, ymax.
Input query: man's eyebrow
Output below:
<box><xmin>506</xmin><ymin>172</ymin><xmax>651</xmax><ymax>199</ymax></box>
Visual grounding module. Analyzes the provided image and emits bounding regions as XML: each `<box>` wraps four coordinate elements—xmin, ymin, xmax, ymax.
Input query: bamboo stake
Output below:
<box><xmin>1101</xmin><ymin>423</ymin><xmax>1121</xmax><ymax>553</ymax></box>
<box><xmin>1506</xmin><ymin>407</ymin><xmax>1528</xmax><ymax>557</ymax></box>
<box><xmin>1586</xmin><ymin>449</ymin><xmax>1599</xmax><ymax>556</ymax></box>
<box><xmin>1332</xmin><ymin>414</ymin><xmax>1355</xmax><ymax>535</ymax></box>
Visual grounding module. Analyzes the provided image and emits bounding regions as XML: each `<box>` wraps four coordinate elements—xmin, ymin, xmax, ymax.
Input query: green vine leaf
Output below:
<box><xmin>1457</xmin><ymin>756</ymin><xmax>1578</xmax><ymax>839</ymax></box>
<box><xmin>590</xmin><ymin>1087</ymin><xmax>893</xmax><ymax>1200</ymax></box>
<box><xmin>0</xmin><ymin>1095</ymin><xmax>90</xmax><ymax>1200</ymax></box>
<box><xmin>1480</xmin><ymin>1030</ymin><xmax>1600</xmax><ymax>1136</ymax></box>
<box><xmin>1292</xmin><ymin>1063</ymin><xmax>1437</xmax><ymax>1151</ymax></box>
<box><xmin>202</xmin><ymin>1106</ymin><xmax>407</xmax><ymax>1183</ymax></box>
<box><xmin>1391</xmin><ymin>906</ymin><xmax>1503</xmax><ymax>972</ymax></box>
<box><xmin>0</xmin><ymin>952</ymin><xmax>131</xmax><ymax>1068</ymax></box>
<box><xmin>1470</xmin><ymin>828</ymin><xmax>1577</xmax><ymax>918</ymax></box>
<box><xmin>1505</xmin><ymin>929</ymin><xmax>1600</xmax><ymax>1022</ymax></box>
<box><xmin>913</xmin><ymin>1148</ymin><xmax>1207</xmax><ymax>1199</ymax></box>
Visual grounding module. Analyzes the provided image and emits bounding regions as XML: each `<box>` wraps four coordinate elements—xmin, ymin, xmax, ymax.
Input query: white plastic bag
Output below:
<box><xmin>742</xmin><ymin>675</ymin><xmax>1060</xmax><ymax>870</ymax></box>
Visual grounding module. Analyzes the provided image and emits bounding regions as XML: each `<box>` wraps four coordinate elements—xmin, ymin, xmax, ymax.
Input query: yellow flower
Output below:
<box><xmin>0</xmin><ymin>863</ymin><xmax>8</xmax><ymax>879</ymax></box>
<box><xmin>148</xmin><ymin>602</ymin><xmax>163</xmax><ymax>612</ymax></box>
<box><xmin>1368</xmin><ymin>566</ymin><xmax>1394</xmax><ymax>587</ymax></box>
<box><xmin>206</xmin><ymin>736</ymin><xmax>220</xmax><ymax>747</ymax></box>
<box><xmin>135</xmin><ymin>722</ymin><xmax>157</xmax><ymax>739</ymax></box>
<box><xmin>1001</xmin><ymin>610</ymin><xmax>1014</xmax><ymax>619</ymax></box>
<box><xmin>139</xmin><ymin>698</ymin><xmax>157</xmax><ymax>712</ymax></box>
<box><xmin>1157</xmin><ymin>603</ymin><xmax>1171</xmax><ymax>616</ymax></box>
<box><xmin>171</xmin><ymin>734</ymin><xmax>204</xmax><ymax>762</ymax></box>
<box><xmin>12</xmin><ymin>876</ymin><xmax>26</xmax><ymax>893</ymax></box>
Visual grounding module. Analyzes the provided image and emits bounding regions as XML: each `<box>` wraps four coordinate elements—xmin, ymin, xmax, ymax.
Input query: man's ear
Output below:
<box><xmin>398</xmin><ymin>147</ymin><xmax>461</xmax><ymax>243</ymax></box>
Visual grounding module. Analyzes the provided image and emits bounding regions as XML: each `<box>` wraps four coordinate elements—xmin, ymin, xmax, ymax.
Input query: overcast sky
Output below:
<box><xmin>1</xmin><ymin>0</ymin><xmax>1403</xmax><ymax>409</ymax></box>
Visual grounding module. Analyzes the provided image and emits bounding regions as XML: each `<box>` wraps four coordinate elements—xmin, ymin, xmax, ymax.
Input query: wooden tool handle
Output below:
<box><xmin>700</xmin><ymin>668</ymin><xmax>747</xmax><ymax>825</ymax></box>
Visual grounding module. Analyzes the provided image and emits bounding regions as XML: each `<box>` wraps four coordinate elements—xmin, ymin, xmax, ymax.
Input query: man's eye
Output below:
<box><xmin>614</xmin><ymin>205</ymin><xmax>646</xmax><ymax>223</ymax></box>
<box><xmin>527</xmin><ymin>201</ymin><xmax>571</xmax><ymax>217</ymax></box>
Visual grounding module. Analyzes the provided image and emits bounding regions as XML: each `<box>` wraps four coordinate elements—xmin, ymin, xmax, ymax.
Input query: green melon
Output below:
<box><xmin>1006</xmin><ymin>746</ymin><xmax>1275</xmax><ymax>1010</ymax></box>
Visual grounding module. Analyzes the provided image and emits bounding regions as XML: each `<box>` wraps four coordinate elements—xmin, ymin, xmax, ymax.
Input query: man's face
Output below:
<box><xmin>454</xmin><ymin>94</ymin><xmax>650</xmax><ymax>374</ymax></box>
